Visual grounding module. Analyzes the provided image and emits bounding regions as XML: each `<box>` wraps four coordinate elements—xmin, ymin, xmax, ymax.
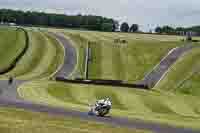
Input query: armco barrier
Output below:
<box><xmin>0</xmin><ymin>28</ymin><xmax>29</xmax><ymax>74</ymax></box>
<box><xmin>55</xmin><ymin>77</ymin><xmax>149</xmax><ymax>89</ymax></box>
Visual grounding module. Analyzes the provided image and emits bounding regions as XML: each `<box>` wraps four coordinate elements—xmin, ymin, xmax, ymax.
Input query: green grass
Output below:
<box><xmin>1</xmin><ymin>30</ymin><xmax>64</xmax><ymax>80</ymax></box>
<box><xmin>58</xmin><ymin>29</ymin><xmax>183</xmax><ymax>82</ymax></box>
<box><xmin>18</xmin><ymin>81</ymin><xmax>200</xmax><ymax>129</ymax></box>
<box><xmin>1</xmin><ymin>27</ymin><xmax>198</xmax><ymax>130</ymax></box>
<box><xmin>18</xmin><ymin>29</ymin><xmax>200</xmax><ymax>129</ymax></box>
<box><xmin>89</xmin><ymin>40</ymin><xmax>181</xmax><ymax>82</ymax></box>
<box><xmin>0</xmin><ymin>27</ymin><xmax>26</xmax><ymax>73</ymax></box>
<box><xmin>0</xmin><ymin>107</ymin><xmax>150</xmax><ymax>133</ymax></box>
<box><xmin>155</xmin><ymin>44</ymin><xmax>200</xmax><ymax>95</ymax></box>
<box><xmin>179</xmin><ymin>72</ymin><xmax>200</xmax><ymax>96</ymax></box>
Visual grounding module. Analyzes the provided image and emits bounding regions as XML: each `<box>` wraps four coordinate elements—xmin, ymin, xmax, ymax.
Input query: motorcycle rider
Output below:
<box><xmin>88</xmin><ymin>97</ymin><xmax>112</xmax><ymax>116</ymax></box>
<box><xmin>95</xmin><ymin>97</ymin><xmax>112</xmax><ymax>110</ymax></box>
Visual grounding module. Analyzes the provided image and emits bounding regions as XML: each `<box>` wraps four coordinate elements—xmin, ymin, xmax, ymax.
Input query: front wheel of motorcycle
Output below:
<box><xmin>98</xmin><ymin>109</ymin><xmax>109</xmax><ymax>117</ymax></box>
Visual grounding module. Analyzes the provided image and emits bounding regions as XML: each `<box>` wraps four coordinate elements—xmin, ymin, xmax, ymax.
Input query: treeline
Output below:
<box><xmin>2</xmin><ymin>8</ymin><xmax>200</xmax><ymax>35</ymax></box>
<box><xmin>120</xmin><ymin>22</ymin><xmax>139</xmax><ymax>32</ymax></box>
<box><xmin>155</xmin><ymin>25</ymin><xmax>200</xmax><ymax>35</ymax></box>
<box><xmin>0</xmin><ymin>9</ymin><xmax>118</xmax><ymax>31</ymax></box>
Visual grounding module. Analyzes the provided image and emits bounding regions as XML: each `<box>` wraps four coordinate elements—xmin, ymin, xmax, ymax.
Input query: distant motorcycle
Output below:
<box><xmin>88</xmin><ymin>98</ymin><xmax>112</xmax><ymax>117</ymax></box>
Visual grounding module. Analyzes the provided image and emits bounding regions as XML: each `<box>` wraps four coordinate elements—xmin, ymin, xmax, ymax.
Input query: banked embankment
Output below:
<box><xmin>0</xmin><ymin>28</ymin><xmax>29</xmax><ymax>74</ymax></box>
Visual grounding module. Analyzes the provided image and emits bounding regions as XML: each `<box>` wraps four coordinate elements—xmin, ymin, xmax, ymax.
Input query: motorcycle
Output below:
<box><xmin>88</xmin><ymin>102</ymin><xmax>111</xmax><ymax>117</ymax></box>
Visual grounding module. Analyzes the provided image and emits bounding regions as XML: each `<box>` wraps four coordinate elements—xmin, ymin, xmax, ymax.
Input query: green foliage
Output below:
<box><xmin>155</xmin><ymin>26</ymin><xmax>162</xmax><ymax>33</ymax></box>
<box><xmin>176</xmin><ymin>27</ymin><xmax>185</xmax><ymax>32</ymax></box>
<box><xmin>162</xmin><ymin>26</ymin><xmax>174</xmax><ymax>33</ymax></box>
<box><xmin>101</xmin><ymin>23</ymin><xmax>113</xmax><ymax>31</ymax></box>
<box><xmin>155</xmin><ymin>25</ymin><xmax>200</xmax><ymax>35</ymax></box>
<box><xmin>154</xmin><ymin>26</ymin><xmax>175</xmax><ymax>34</ymax></box>
<box><xmin>130</xmin><ymin>24</ymin><xmax>139</xmax><ymax>32</ymax></box>
<box><xmin>0</xmin><ymin>9</ymin><xmax>117</xmax><ymax>31</ymax></box>
<box><xmin>120</xmin><ymin>22</ymin><xmax>129</xmax><ymax>32</ymax></box>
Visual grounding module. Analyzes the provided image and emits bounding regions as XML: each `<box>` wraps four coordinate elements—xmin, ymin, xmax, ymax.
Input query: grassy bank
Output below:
<box><xmin>0</xmin><ymin>27</ymin><xmax>26</xmax><ymax>73</ymax></box>
<box><xmin>60</xmin><ymin>29</ymin><xmax>183</xmax><ymax>82</ymax></box>
<box><xmin>156</xmin><ymin>45</ymin><xmax>200</xmax><ymax>95</ymax></box>
<box><xmin>18</xmin><ymin>29</ymin><xmax>200</xmax><ymax>129</ymax></box>
<box><xmin>2</xmin><ymin>30</ymin><xmax>64</xmax><ymax>80</ymax></box>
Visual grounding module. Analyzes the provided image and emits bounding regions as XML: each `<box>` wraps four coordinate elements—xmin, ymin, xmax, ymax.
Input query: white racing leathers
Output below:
<box><xmin>88</xmin><ymin>99</ymin><xmax>112</xmax><ymax>117</ymax></box>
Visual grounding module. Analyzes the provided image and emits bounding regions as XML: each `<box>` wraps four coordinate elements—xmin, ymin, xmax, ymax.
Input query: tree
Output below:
<box><xmin>101</xmin><ymin>23</ymin><xmax>113</xmax><ymax>31</ymax></box>
<box><xmin>120</xmin><ymin>22</ymin><xmax>129</xmax><ymax>32</ymax></box>
<box><xmin>129</xmin><ymin>24</ymin><xmax>139</xmax><ymax>32</ymax></box>
<box><xmin>112</xmin><ymin>20</ymin><xmax>119</xmax><ymax>31</ymax></box>
<box><xmin>162</xmin><ymin>25</ymin><xmax>174</xmax><ymax>33</ymax></box>
<box><xmin>176</xmin><ymin>27</ymin><xmax>185</xmax><ymax>31</ymax></box>
<box><xmin>0</xmin><ymin>8</ymin><xmax>118</xmax><ymax>32</ymax></box>
<box><xmin>155</xmin><ymin>26</ymin><xmax>162</xmax><ymax>33</ymax></box>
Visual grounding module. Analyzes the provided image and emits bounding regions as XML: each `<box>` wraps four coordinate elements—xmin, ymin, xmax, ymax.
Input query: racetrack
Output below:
<box><xmin>48</xmin><ymin>32</ymin><xmax>77</xmax><ymax>78</ymax></box>
<box><xmin>0</xmin><ymin>30</ymin><xmax>199</xmax><ymax>133</ymax></box>
<box><xmin>0</xmin><ymin>97</ymin><xmax>199</xmax><ymax>133</ymax></box>
<box><xmin>140</xmin><ymin>44</ymin><xmax>197</xmax><ymax>88</ymax></box>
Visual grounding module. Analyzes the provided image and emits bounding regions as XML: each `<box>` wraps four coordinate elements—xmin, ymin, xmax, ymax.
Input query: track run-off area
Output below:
<box><xmin>0</xmin><ymin>27</ymin><xmax>200</xmax><ymax>133</ymax></box>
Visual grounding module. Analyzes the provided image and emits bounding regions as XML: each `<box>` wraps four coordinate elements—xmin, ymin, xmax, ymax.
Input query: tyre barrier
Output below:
<box><xmin>55</xmin><ymin>77</ymin><xmax>149</xmax><ymax>89</ymax></box>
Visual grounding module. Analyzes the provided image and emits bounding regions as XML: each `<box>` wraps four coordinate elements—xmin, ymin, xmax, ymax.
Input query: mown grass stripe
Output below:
<box><xmin>0</xmin><ymin>27</ymin><xmax>26</xmax><ymax>75</ymax></box>
<box><xmin>3</xmin><ymin>30</ymin><xmax>64</xmax><ymax>80</ymax></box>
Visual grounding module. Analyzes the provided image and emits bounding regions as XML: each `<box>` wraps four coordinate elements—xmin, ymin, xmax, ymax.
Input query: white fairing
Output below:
<box><xmin>105</xmin><ymin>100</ymin><xmax>112</xmax><ymax>106</ymax></box>
<box><xmin>88</xmin><ymin>98</ymin><xmax>112</xmax><ymax>116</ymax></box>
<box><xmin>96</xmin><ymin>99</ymin><xmax>112</xmax><ymax>106</ymax></box>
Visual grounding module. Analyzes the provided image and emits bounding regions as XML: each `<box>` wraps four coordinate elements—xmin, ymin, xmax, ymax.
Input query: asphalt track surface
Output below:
<box><xmin>0</xmin><ymin>98</ymin><xmax>199</xmax><ymax>133</ymax></box>
<box><xmin>140</xmin><ymin>44</ymin><xmax>198</xmax><ymax>88</ymax></box>
<box><xmin>0</xmin><ymin>32</ymin><xmax>199</xmax><ymax>133</ymax></box>
<box><xmin>48</xmin><ymin>32</ymin><xmax>77</xmax><ymax>78</ymax></box>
